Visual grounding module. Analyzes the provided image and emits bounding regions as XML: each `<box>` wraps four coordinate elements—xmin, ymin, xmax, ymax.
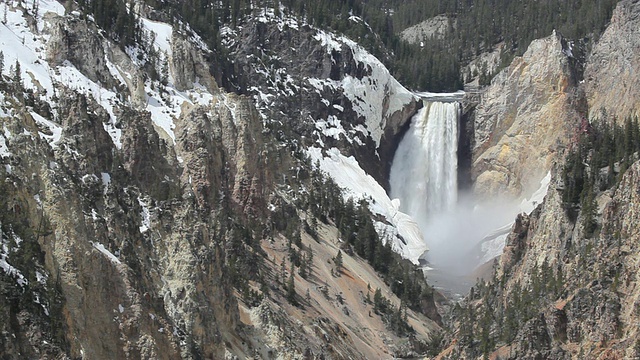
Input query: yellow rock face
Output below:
<box><xmin>471</xmin><ymin>31</ymin><xmax>581</xmax><ymax>201</ymax></box>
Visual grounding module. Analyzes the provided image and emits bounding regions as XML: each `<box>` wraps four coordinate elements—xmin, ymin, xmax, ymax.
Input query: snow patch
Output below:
<box><xmin>138</xmin><ymin>196</ymin><xmax>151</xmax><ymax>233</ymax></box>
<box><xmin>307</xmin><ymin>147</ymin><xmax>427</xmax><ymax>264</ymax></box>
<box><xmin>91</xmin><ymin>242</ymin><xmax>121</xmax><ymax>265</ymax></box>
<box><xmin>141</xmin><ymin>18</ymin><xmax>173</xmax><ymax>55</ymax></box>
<box><xmin>0</xmin><ymin>133</ymin><xmax>10</xmax><ymax>158</ymax></box>
<box><xmin>479</xmin><ymin>171</ymin><xmax>553</xmax><ymax>263</ymax></box>
<box><xmin>31</xmin><ymin>112</ymin><xmax>62</xmax><ymax>148</ymax></box>
<box><xmin>101</xmin><ymin>172</ymin><xmax>111</xmax><ymax>194</ymax></box>
<box><xmin>311</xmin><ymin>30</ymin><xmax>416</xmax><ymax>147</ymax></box>
<box><xmin>1</xmin><ymin>233</ymin><xmax>28</xmax><ymax>287</ymax></box>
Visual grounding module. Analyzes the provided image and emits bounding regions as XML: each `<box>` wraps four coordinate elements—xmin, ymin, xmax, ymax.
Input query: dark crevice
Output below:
<box><xmin>458</xmin><ymin>104</ymin><xmax>475</xmax><ymax>192</ymax></box>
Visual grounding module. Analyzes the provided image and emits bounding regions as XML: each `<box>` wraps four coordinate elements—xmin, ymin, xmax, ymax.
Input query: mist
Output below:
<box><xmin>389</xmin><ymin>98</ymin><xmax>539</xmax><ymax>294</ymax></box>
<box><xmin>420</xmin><ymin>191</ymin><xmax>522</xmax><ymax>276</ymax></box>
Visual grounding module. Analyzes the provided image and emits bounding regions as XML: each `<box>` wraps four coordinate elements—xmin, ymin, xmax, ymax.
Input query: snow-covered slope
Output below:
<box><xmin>309</xmin><ymin>29</ymin><xmax>416</xmax><ymax>147</ymax></box>
<box><xmin>308</xmin><ymin>147</ymin><xmax>427</xmax><ymax>264</ymax></box>
<box><xmin>0</xmin><ymin>0</ymin><xmax>216</xmax><ymax>150</ymax></box>
<box><xmin>224</xmin><ymin>8</ymin><xmax>416</xmax><ymax>149</ymax></box>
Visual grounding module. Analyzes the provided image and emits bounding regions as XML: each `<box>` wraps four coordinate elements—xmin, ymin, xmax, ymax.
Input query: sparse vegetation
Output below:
<box><xmin>562</xmin><ymin>116</ymin><xmax>640</xmax><ymax>236</ymax></box>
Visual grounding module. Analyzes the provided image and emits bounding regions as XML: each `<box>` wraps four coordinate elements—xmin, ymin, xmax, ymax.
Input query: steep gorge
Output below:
<box><xmin>2</xmin><ymin>0</ymin><xmax>640</xmax><ymax>358</ymax></box>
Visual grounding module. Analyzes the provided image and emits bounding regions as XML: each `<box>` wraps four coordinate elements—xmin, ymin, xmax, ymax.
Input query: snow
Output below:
<box><xmin>101</xmin><ymin>172</ymin><xmax>111</xmax><ymax>194</ymax></box>
<box><xmin>31</xmin><ymin>111</ymin><xmax>62</xmax><ymax>148</ymax></box>
<box><xmin>0</xmin><ymin>3</ymin><xmax>213</xmax><ymax>150</ymax></box>
<box><xmin>91</xmin><ymin>242</ymin><xmax>121</xmax><ymax>265</ymax></box>
<box><xmin>36</xmin><ymin>270</ymin><xmax>48</xmax><ymax>284</ymax></box>
<box><xmin>34</xmin><ymin>194</ymin><xmax>42</xmax><ymax>206</ymax></box>
<box><xmin>310</xmin><ymin>30</ymin><xmax>416</xmax><ymax>147</ymax></box>
<box><xmin>144</xmin><ymin>80</ymin><xmax>214</xmax><ymax>143</ymax></box>
<box><xmin>0</xmin><ymin>133</ymin><xmax>10</xmax><ymax>158</ymax></box>
<box><xmin>0</xmin><ymin>258</ymin><xmax>28</xmax><ymax>286</ymax></box>
<box><xmin>141</xmin><ymin>18</ymin><xmax>173</xmax><ymax>55</ymax></box>
<box><xmin>138</xmin><ymin>196</ymin><xmax>151</xmax><ymax>233</ymax></box>
<box><xmin>519</xmin><ymin>171</ymin><xmax>552</xmax><ymax>214</ymax></box>
<box><xmin>314</xmin><ymin>115</ymin><xmax>348</xmax><ymax>142</ymax></box>
<box><xmin>56</xmin><ymin>63</ymin><xmax>123</xmax><ymax>149</ymax></box>
<box><xmin>255</xmin><ymin>6</ymin><xmax>300</xmax><ymax>31</ymax></box>
<box><xmin>105</xmin><ymin>56</ymin><xmax>127</xmax><ymax>86</ymax></box>
<box><xmin>313</xmin><ymin>31</ymin><xmax>343</xmax><ymax>54</ymax></box>
<box><xmin>1</xmin><ymin>232</ymin><xmax>28</xmax><ymax>287</ymax></box>
<box><xmin>480</xmin><ymin>171</ymin><xmax>553</xmax><ymax>263</ymax></box>
<box><xmin>307</xmin><ymin>147</ymin><xmax>427</xmax><ymax>264</ymax></box>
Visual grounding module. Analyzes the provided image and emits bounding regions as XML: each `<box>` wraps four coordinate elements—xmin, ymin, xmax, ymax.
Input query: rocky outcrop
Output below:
<box><xmin>170</xmin><ymin>34</ymin><xmax>218</xmax><ymax>93</ymax></box>
<box><xmin>471</xmin><ymin>31</ymin><xmax>582</xmax><ymax>199</ymax></box>
<box><xmin>46</xmin><ymin>16</ymin><xmax>118</xmax><ymax>89</ymax></box>
<box><xmin>584</xmin><ymin>0</ymin><xmax>640</xmax><ymax>122</ymax></box>
<box><xmin>440</xmin><ymin>159</ymin><xmax>640</xmax><ymax>359</ymax></box>
<box><xmin>399</xmin><ymin>15</ymin><xmax>454</xmax><ymax>44</ymax></box>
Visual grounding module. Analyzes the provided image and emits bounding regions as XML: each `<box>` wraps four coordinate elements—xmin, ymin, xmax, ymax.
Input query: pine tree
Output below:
<box><xmin>13</xmin><ymin>60</ymin><xmax>22</xmax><ymax>91</ymax></box>
<box><xmin>298</xmin><ymin>254</ymin><xmax>307</xmax><ymax>279</ymax></box>
<box><xmin>373</xmin><ymin>287</ymin><xmax>383</xmax><ymax>313</ymax></box>
<box><xmin>307</xmin><ymin>248</ymin><xmax>313</xmax><ymax>268</ymax></box>
<box><xmin>286</xmin><ymin>271</ymin><xmax>296</xmax><ymax>304</ymax></box>
<box><xmin>334</xmin><ymin>250</ymin><xmax>343</xmax><ymax>272</ymax></box>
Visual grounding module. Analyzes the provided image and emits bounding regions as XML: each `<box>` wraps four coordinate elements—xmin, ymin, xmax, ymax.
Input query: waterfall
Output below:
<box><xmin>389</xmin><ymin>101</ymin><xmax>460</xmax><ymax>232</ymax></box>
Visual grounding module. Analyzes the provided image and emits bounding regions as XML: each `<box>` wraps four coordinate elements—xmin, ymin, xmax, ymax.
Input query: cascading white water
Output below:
<box><xmin>389</xmin><ymin>101</ymin><xmax>460</xmax><ymax>231</ymax></box>
<box><xmin>390</xmin><ymin>98</ymin><xmax>552</xmax><ymax>296</ymax></box>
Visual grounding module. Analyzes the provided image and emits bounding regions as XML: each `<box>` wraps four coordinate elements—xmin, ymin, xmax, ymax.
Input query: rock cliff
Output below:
<box><xmin>469</xmin><ymin>31</ymin><xmax>582</xmax><ymax>199</ymax></box>
<box><xmin>399</xmin><ymin>15</ymin><xmax>454</xmax><ymax>44</ymax></box>
<box><xmin>222</xmin><ymin>12</ymin><xmax>420</xmax><ymax>189</ymax></box>
<box><xmin>584</xmin><ymin>0</ymin><xmax>640</xmax><ymax>122</ymax></box>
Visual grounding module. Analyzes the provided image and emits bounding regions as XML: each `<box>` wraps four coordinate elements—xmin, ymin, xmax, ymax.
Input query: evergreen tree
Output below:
<box><xmin>373</xmin><ymin>287</ymin><xmax>383</xmax><ymax>313</ymax></box>
<box><xmin>334</xmin><ymin>250</ymin><xmax>343</xmax><ymax>272</ymax></box>
<box><xmin>13</xmin><ymin>60</ymin><xmax>21</xmax><ymax>86</ymax></box>
<box><xmin>286</xmin><ymin>271</ymin><xmax>296</xmax><ymax>304</ymax></box>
